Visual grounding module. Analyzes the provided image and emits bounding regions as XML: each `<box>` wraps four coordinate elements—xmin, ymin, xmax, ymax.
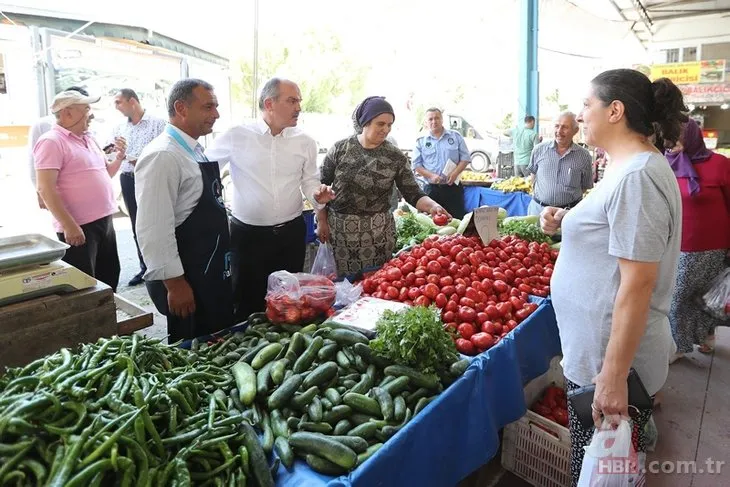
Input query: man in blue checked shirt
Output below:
<box><xmin>411</xmin><ymin>108</ymin><xmax>470</xmax><ymax>219</ymax></box>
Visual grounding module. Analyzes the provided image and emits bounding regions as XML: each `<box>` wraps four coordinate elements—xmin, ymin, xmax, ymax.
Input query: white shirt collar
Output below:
<box><xmin>254</xmin><ymin>118</ymin><xmax>300</xmax><ymax>138</ymax></box>
<box><xmin>167</xmin><ymin>124</ymin><xmax>200</xmax><ymax>151</ymax></box>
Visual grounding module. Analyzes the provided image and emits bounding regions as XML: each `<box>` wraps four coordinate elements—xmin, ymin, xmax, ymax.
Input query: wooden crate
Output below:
<box><xmin>115</xmin><ymin>293</ymin><xmax>153</xmax><ymax>335</ymax></box>
<box><xmin>0</xmin><ymin>283</ymin><xmax>116</xmax><ymax>368</ymax></box>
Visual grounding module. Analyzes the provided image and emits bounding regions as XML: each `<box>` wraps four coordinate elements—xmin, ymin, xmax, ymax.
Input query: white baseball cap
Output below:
<box><xmin>50</xmin><ymin>91</ymin><xmax>101</xmax><ymax>114</ymax></box>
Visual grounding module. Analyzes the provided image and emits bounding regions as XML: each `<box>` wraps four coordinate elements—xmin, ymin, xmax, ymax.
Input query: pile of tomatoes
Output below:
<box><xmin>531</xmin><ymin>385</ymin><xmax>569</xmax><ymax>427</ymax></box>
<box><xmin>362</xmin><ymin>234</ymin><xmax>558</xmax><ymax>355</ymax></box>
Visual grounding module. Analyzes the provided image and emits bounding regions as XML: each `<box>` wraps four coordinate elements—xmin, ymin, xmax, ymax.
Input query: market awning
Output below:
<box><xmin>0</xmin><ymin>12</ymin><xmax>229</xmax><ymax>66</ymax></box>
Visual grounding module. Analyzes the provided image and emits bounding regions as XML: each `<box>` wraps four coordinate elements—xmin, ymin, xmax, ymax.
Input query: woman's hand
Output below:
<box><xmin>317</xmin><ymin>218</ymin><xmax>330</xmax><ymax>243</ymax></box>
<box><xmin>592</xmin><ymin>370</ymin><xmax>629</xmax><ymax>428</ymax></box>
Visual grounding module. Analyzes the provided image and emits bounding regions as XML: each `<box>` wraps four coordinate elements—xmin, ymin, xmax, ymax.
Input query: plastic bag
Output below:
<box><xmin>578</xmin><ymin>418</ymin><xmax>641</xmax><ymax>487</ymax></box>
<box><xmin>265</xmin><ymin>271</ymin><xmax>336</xmax><ymax>324</ymax></box>
<box><xmin>700</xmin><ymin>267</ymin><xmax>730</xmax><ymax>319</ymax></box>
<box><xmin>311</xmin><ymin>242</ymin><xmax>338</xmax><ymax>280</ymax></box>
<box><xmin>334</xmin><ymin>279</ymin><xmax>363</xmax><ymax>308</ymax></box>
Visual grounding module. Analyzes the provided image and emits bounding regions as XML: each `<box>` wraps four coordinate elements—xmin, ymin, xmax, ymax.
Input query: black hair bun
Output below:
<box><xmin>651</xmin><ymin>78</ymin><xmax>689</xmax><ymax>146</ymax></box>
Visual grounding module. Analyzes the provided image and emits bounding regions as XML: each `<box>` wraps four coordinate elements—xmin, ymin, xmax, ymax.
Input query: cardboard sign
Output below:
<box><xmin>473</xmin><ymin>206</ymin><xmax>499</xmax><ymax>244</ymax></box>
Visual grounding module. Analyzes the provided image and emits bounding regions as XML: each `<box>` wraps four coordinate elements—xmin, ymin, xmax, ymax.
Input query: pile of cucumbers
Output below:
<box><xmin>201</xmin><ymin>312</ymin><xmax>470</xmax><ymax>477</ymax></box>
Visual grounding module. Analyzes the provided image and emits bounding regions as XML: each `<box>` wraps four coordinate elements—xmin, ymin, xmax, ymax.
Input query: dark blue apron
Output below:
<box><xmin>146</xmin><ymin>127</ymin><xmax>234</xmax><ymax>342</ymax></box>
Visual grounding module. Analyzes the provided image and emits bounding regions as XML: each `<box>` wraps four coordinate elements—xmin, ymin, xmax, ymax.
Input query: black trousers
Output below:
<box><xmin>119</xmin><ymin>172</ymin><xmax>146</xmax><ymax>273</ymax></box>
<box><xmin>424</xmin><ymin>184</ymin><xmax>466</xmax><ymax>220</ymax></box>
<box><xmin>57</xmin><ymin>215</ymin><xmax>120</xmax><ymax>292</ymax></box>
<box><xmin>230</xmin><ymin>216</ymin><xmax>306</xmax><ymax>322</ymax></box>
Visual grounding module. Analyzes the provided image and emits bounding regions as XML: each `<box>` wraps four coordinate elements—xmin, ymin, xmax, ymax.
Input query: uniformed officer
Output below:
<box><xmin>411</xmin><ymin>108</ymin><xmax>470</xmax><ymax>219</ymax></box>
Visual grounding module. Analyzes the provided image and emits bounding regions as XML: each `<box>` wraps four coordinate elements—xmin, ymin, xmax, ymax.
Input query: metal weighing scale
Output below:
<box><xmin>0</xmin><ymin>234</ymin><xmax>97</xmax><ymax>307</ymax></box>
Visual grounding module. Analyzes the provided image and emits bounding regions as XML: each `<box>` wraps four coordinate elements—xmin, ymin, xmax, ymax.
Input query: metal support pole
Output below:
<box><xmin>518</xmin><ymin>0</ymin><xmax>539</xmax><ymax>131</ymax></box>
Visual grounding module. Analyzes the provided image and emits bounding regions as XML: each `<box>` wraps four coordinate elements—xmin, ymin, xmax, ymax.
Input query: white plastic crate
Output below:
<box><xmin>501</xmin><ymin>356</ymin><xmax>572</xmax><ymax>487</ymax></box>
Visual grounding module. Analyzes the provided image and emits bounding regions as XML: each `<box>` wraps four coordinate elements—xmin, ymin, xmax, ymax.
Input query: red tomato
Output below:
<box><xmin>434</xmin><ymin>293</ymin><xmax>448</xmax><ymax>308</ymax></box>
<box><xmin>485</xmin><ymin>305</ymin><xmax>500</xmax><ymax>320</ymax></box>
<box><xmin>493</xmin><ymin>280</ymin><xmax>509</xmax><ymax>294</ymax></box>
<box><xmin>398</xmin><ymin>287</ymin><xmax>409</xmax><ymax>302</ymax></box>
<box><xmin>439</xmin><ymin>276</ymin><xmax>454</xmax><ymax>287</ymax></box>
<box><xmin>414</xmin><ymin>268</ymin><xmax>427</xmax><ymax>279</ymax></box>
<box><xmin>441</xmin><ymin>285</ymin><xmax>456</xmax><ymax>297</ymax></box>
<box><xmin>509</xmin><ymin>296</ymin><xmax>524</xmax><ymax>310</ymax></box>
<box><xmin>445</xmin><ymin>300</ymin><xmax>459</xmax><ymax>313</ymax></box>
<box><xmin>404</xmin><ymin>273</ymin><xmax>416</xmax><ymax>286</ymax></box>
<box><xmin>471</xmin><ymin>332</ymin><xmax>496</xmax><ymax>351</ymax></box>
<box><xmin>459</xmin><ymin>297</ymin><xmax>476</xmax><ymax>309</ymax></box>
<box><xmin>407</xmin><ymin>287</ymin><xmax>421</xmax><ymax>300</ymax></box>
<box><xmin>458</xmin><ymin>306</ymin><xmax>477</xmax><ymax>323</ymax></box>
<box><xmin>496</xmin><ymin>301</ymin><xmax>513</xmax><ymax>315</ymax></box>
<box><xmin>465</xmin><ymin>287</ymin><xmax>480</xmax><ymax>301</ymax></box>
<box><xmin>427</xmin><ymin>274</ymin><xmax>440</xmax><ymax>285</ymax></box>
<box><xmin>379</xmin><ymin>282</ymin><xmax>390</xmax><ymax>293</ymax></box>
<box><xmin>401</xmin><ymin>261</ymin><xmax>416</xmax><ymax>274</ymax></box>
<box><xmin>476</xmin><ymin>265</ymin><xmax>492</xmax><ymax>279</ymax></box>
<box><xmin>449</xmin><ymin>244</ymin><xmax>464</xmax><ymax>259</ymax></box>
<box><xmin>455</xmin><ymin>284</ymin><xmax>467</xmax><ymax>297</ymax></box>
<box><xmin>392</xmin><ymin>280</ymin><xmax>403</xmax><ymax>289</ymax></box>
<box><xmin>432</xmin><ymin>213</ymin><xmax>450</xmax><ymax>226</ymax></box>
<box><xmin>518</xmin><ymin>284</ymin><xmax>533</xmax><ymax>294</ymax></box>
<box><xmin>426</xmin><ymin>248</ymin><xmax>441</xmax><ymax>260</ymax></box>
<box><xmin>475</xmin><ymin>302</ymin><xmax>486</xmax><ymax>312</ymax></box>
<box><xmin>423</xmin><ymin>283</ymin><xmax>440</xmax><ymax>300</ymax></box>
<box><xmin>442</xmin><ymin>310</ymin><xmax>456</xmax><ymax>323</ymax></box>
<box><xmin>515</xmin><ymin>308</ymin><xmax>531</xmax><ymax>322</ymax></box>
<box><xmin>455</xmin><ymin>338</ymin><xmax>476</xmax><ymax>355</ymax></box>
<box><xmin>506</xmin><ymin>319</ymin><xmax>518</xmax><ymax>330</ymax></box>
<box><xmin>415</xmin><ymin>278</ymin><xmax>427</xmax><ymax>287</ymax></box>
<box><xmin>458</xmin><ymin>322</ymin><xmax>476</xmax><ymax>340</ymax></box>
<box><xmin>426</xmin><ymin>261</ymin><xmax>442</xmax><ymax>275</ymax></box>
<box><xmin>437</xmin><ymin>256</ymin><xmax>451</xmax><ymax>269</ymax></box>
<box><xmin>455</xmin><ymin>251</ymin><xmax>468</xmax><ymax>265</ymax></box>
<box><xmin>414</xmin><ymin>295</ymin><xmax>431</xmax><ymax>307</ymax></box>
<box><xmin>476</xmin><ymin>312</ymin><xmax>489</xmax><ymax>325</ymax></box>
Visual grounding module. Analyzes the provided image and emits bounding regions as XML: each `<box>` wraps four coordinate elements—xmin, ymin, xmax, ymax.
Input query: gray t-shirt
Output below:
<box><xmin>551</xmin><ymin>151</ymin><xmax>681</xmax><ymax>396</ymax></box>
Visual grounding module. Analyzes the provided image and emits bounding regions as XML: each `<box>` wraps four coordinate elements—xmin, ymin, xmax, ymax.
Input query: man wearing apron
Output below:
<box><xmin>135</xmin><ymin>78</ymin><xmax>233</xmax><ymax>342</ymax></box>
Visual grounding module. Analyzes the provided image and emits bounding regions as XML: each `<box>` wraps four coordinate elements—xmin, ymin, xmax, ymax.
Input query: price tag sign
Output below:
<box><xmin>473</xmin><ymin>206</ymin><xmax>499</xmax><ymax>244</ymax></box>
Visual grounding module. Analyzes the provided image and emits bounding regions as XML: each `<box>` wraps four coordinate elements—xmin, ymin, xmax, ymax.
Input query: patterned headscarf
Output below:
<box><xmin>352</xmin><ymin>96</ymin><xmax>395</xmax><ymax>134</ymax></box>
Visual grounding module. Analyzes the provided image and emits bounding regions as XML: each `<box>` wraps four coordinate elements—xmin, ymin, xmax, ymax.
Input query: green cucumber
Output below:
<box><xmin>322</xmin><ymin>405</ymin><xmax>352</xmax><ymax>425</ymax></box>
<box><xmin>328</xmin><ymin>435</ymin><xmax>368</xmax><ymax>453</ymax></box>
<box><xmin>353</xmin><ymin>354</ymin><xmax>368</xmax><ymax>374</ymax></box>
<box><xmin>307</xmin><ymin>397</ymin><xmax>324</xmax><ymax>423</ymax></box>
<box><xmin>317</xmin><ymin>344</ymin><xmax>339</xmax><ymax>362</ymax></box>
<box><xmin>371</xmin><ymin>388</ymin><xmax>394</xmax><ymax>422</ymax></box>
<box><xmin>365</xmin><ymin>365</ymin><xmax>378</xmax><ymax>384</ymax></box>
<box><xmin>335</xmin><ymin>351</ymin><xmax>351</xmax><ymax>369</ymax></box>
<box><xmin>324</xmin><ymin>388</ymin><xmax>342</xmax><ymax>406</ymax></box>
<box><xmin>450</xmin><ymin>358</ymin><xmax>470</xmax><ymax>377</ymax></box>
<box><xmin>381</xmin><ymin>376</ymin><xmax>410</xmax><ymax>397</ymax></box>
<box><xmin>269</xmin><ymin>359</ymin><xmax>289</xmax><ymax>386</ymax></box>
<box><xmin>290</xmin><ymin>386</ymin><xmax>319</xmax><ymax>410</ymax></box>
<box><xmin>349</xmin><ymin>413</ymin><xmax>375</xmax><ymax>426</ymax></box>
<box><xmin>349</xmin><ymin>374</ymin><xmax>373</xmax><ymax>395</ymax></box>
<box><xmin>257</xmin><ymin>361</ymin><xmax>276</xmax><ymax>398</ymax></box>
<box><xmin>286</xmin><ymin>417</ymin><xmax>300</xmax><ymax>430</ymax></box>
<box><xmin>405</xmin><ymin>388</ymin><xmax>430</xmax><ymax>408</ymax></box>
<box><xmin>305</xmin><ymin>454</ymin><xmax>347</xmax><ymax>476</ymax></box>
<box><xmin>352</xmin><ymin>343</ymin><xmax>392</xmax><ymax>368</ymax></box>
<box><xmin>333</xmin><ymin>419</ymin><xmax>352</xmax><ymax>436</ymax></box>
<box><xmin>251</xmin><ymin>343</ymin><xmax>284</xmax><ymax>370</ymax></box>
<box><xmin>293</xmin><ymin>336</ymin><xmax>324</xmax><ymax>374</ymax></box>
<box><xmin>393</xmin><ymin>395</ymin><xmax>406</xmax><ymax>422</ymax></box>
<box><xmin>289</xmin><ymin>432</ymin><xmax>357</xmax><ymax>470</ymax></box>
<box><xmin>346</xmin><ymin>422</ymin><xmax>377</xmax><ymax>440</ymax></box>
<box><xmin>414</xmin><ymin>396</ymin><xmax>437</xmax><ymax>415</ymax></box>
<box><xmin>384</xmin><ymin>365</ymin><xmax>440</xmax><ymax>390</ymax></box>
<box><xmin>320</xmin><ymin>398</ymin><xmax>333</xmax><ymax>410</ymax></box>
<box><xmin>241</xmin><ymin>423</ymin><xmax>274</xmax><ymax>487</ymax></box>
<box><xmin>270</xmin><ymin>410</ymin><xmax>290</xmax><ymax>438</ymax></box>
<box><xmin>241</xmin><ymin>341</ymin><xmax>271</xmax><ymax>364</ymax></box>
<box><xmin>302</xmin><ymin>362</ymin><xmax>338</xmax><ymax>390</ymax></box>
<box><xmin>261</xmin><ymin>411</ymin><xmax>274</xmax><ymax>453</ymax></box>
<box><xmin>274</xmin><ymin>437</ymin><xmax>294</xmax><ymax>470</ymax></box>
<box><xmin>231</xmin><ymin>362</ymin><xmax>257</xmax><ymax>406</ymax></box>
<box><xmin>326</xmin><ymin>329</ymin><xmax>369</xmax><ymax>346</ymax></box>
<box><xmin>343</xmin><ymin>393</ymin><xmax>381</xmax><ymax>417</ymax></box>
<box><xmin>298</xmin><ymin>422</ymin><xmax>333</xmax><ymax>434</ymax></box>
<box><xmin>356</xmin><ymin>443</ymin><xmax>383</xmax><ymax>467</ymax></box>
<box><xmin>267</xmin><ymin>374</ymin><xmax>303</xmax><ymax>410</ymax></box>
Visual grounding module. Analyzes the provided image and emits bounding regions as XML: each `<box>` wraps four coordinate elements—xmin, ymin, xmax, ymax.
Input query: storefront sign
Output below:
<box><xmin>680</xmin><ymin>83</ymin><xmax>730</xmax><ymax>104</ymax></box>
<box><xmin>650</xmin><ymin>59</ymin><xmax>726</xmax><ymax>85</ymax></box>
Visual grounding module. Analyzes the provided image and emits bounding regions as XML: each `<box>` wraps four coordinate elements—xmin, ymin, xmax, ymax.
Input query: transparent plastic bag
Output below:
<box><xmin>700</xmin><ymin>267</ymin><xmax>730</xmax><ymax>319</ymax></box>
<box><xmin>265</xmin><ymin>271</ymin><xmax>336</xmax><ymax>324</ymax></box>
<box><xmin>311</xmin><ymin>242</ymin><xmax>338</xmax><ymax>280</ymax></box>
<box><xmin>334</xmin><ymin>279</ymin><xmax>363</xmax><ymax>308</ymax></box>
<box><xmin>578</xmin><ymin>418</ymin><xmax>640</xmax><ymax>487</ymax></box>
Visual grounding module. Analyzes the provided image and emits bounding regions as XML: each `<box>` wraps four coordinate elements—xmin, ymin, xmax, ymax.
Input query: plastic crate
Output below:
<box><xmin>501</xmin><ymin>356</ymin><xmax>572</xmax><ymax>487</ymax></box>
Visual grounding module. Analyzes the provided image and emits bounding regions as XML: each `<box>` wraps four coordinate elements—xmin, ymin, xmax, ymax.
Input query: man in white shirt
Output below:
<box><xmin>135</xmin><ymin>78</ymin><xmax>233</xmax><ymax>342</ymax></box>
<box><xmin>27</xmin><ymin>86</ymin><xmax>90</xmax><ymax>209</ymax></box>
<box><xmin>206</xmin><ymin>77</ymin><xmax>335</xmax><ymax>321</ymax></box>
<box><xmin>110</xmin><ymin>88</ymin><xmax>166</xmax><ymax>286</ymax></box>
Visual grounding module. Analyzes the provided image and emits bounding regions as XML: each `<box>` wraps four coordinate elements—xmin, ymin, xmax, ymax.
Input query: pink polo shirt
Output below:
<box><xmin>33</xmin><ymin>125</ymin><xmax>117</xmax><ymax>233</ymax></box>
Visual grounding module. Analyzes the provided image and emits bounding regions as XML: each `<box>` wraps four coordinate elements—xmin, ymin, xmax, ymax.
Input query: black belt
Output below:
<box><xmin>230</xmin><ymin>215</ymin><xmax>301</xmax><ymax>235</ymax></box>
<box><xmin>533</xmin><ymin>196</ymin><xmax>582</xmax><ymax>210</ymax></box>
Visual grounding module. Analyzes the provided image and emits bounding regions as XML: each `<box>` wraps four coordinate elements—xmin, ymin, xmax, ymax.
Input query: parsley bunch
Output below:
<box><xmin>370</xmin><ymin>306</ymin><xmax>458</xmax><ymax>375</ymax></box>
<box><xmin>498</xmin><ymin>220</ymin><xmax>552</xmax><ymax>243</ymax></box>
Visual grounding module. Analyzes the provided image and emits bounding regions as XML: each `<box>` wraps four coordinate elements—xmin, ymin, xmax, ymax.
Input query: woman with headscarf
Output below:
<box><xmin>315</xmin><ymin>96</ymin><xmax>449</xmax><ymax>276</ymax></box>
<box><xmin>667</xmin><ymin>118</ymin><xmax>730</xmax><ymax>361</ymax></box>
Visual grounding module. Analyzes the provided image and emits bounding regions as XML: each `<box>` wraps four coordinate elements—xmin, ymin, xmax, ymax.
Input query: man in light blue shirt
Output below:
<box><xmin>506</xmin><ymin>115</ymin><xmax>540</xmax><ymax>177</ymax></box>
<box><xmin>412</xmin><ymin>108</ymin><xmax>470</xmax><ymax>218</ymax></box>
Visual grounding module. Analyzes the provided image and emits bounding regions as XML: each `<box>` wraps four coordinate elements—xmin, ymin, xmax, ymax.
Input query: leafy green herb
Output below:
<box><xmin>498</xmin><ymin>220</ymin><xmax>551</xmax><ymax>243</ymax></box>
<box><xmin>395</xmin><ymin>212</ymin><xmax>436</xmax><ymax>250</ymax></box>
<box><xmin>370</xmin><ymin>306</ymin><xmax>458</xmax><ymax>375</ymax></box>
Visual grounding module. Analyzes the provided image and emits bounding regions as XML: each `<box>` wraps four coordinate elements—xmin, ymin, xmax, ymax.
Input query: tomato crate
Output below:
<box><xmin>501</xmin><ymin>356</ymin><xmax>572</xmax><ymax>487</ymax></box>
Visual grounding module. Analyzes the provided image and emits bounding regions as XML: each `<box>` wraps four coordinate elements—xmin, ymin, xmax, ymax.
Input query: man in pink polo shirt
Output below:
<box><xmin>34</xmin><ymin>91</ymin><xmax>126</xmax><ymax>291</ymax></box>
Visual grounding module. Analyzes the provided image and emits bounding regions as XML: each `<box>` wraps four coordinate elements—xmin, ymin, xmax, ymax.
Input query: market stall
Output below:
<box><xmin>463</xmin><ymin>187</ymin><xmax>532</xmax><ymax>217</ymax></box>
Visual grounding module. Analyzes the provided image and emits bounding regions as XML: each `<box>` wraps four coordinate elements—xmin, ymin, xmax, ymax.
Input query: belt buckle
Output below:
<box><xmin>272</xmin><ymin>222</ymin><xmax>286</xmax><ymax>235</ymax></box>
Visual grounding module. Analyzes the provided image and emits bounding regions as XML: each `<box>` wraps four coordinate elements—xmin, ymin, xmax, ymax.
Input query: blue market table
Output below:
<box><xmin>255</xmin><ymin>299</ymin><xmax>561</xmax><ymax>487</ymax></box>
<box><xmin>463</xmin><ymin>186</ymin><xmax>532</xmax><ymax>217</ymax></box>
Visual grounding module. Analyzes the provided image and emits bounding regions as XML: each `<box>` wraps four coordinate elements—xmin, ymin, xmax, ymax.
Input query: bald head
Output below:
<box><xmin>554</xmin><ymin>111</ymin><xmax>579</xmax><ymax>148</ymax></box>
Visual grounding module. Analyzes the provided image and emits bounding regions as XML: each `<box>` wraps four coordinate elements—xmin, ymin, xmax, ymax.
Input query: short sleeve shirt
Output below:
<box><xmin>550</xmin><ymin>151</ymin><xmax>682</xmax><ymax>395</ymax></box>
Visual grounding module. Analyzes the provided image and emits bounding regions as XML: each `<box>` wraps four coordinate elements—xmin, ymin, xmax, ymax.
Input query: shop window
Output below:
<box><xmin>683</xmin><ymin>47</ymin><xmax>697</xmax><ymax>62</ymax></box>
<box><xmin>665</xmin><ymin>48</ymin><xmax>680</xmax><ymax>63</ymax></box>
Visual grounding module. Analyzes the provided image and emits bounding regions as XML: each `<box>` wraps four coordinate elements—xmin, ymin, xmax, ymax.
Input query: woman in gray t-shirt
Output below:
<box><xmin>540</xmin><ymin>69</ymin><xmax>687</xmax><ymax>486</ymax></box>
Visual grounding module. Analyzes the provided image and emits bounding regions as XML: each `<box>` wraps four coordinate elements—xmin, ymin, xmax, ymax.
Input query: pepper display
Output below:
<box><xmin>0</xmin><ymin>318</ymin><xmax>470</xmax><ymax>485</ymax></box>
